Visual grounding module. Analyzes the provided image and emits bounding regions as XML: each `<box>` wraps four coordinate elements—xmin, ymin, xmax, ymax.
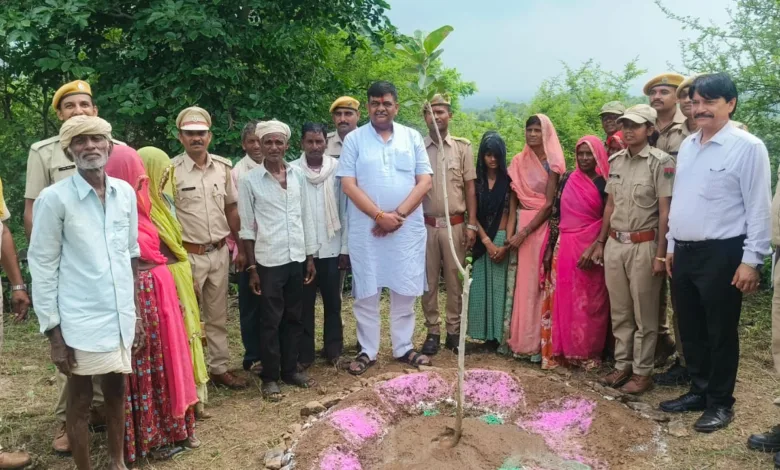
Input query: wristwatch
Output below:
<box><xmin>11</xmin><ymin>284</ymin><xmax>27</xmax><ymax>292</ymax></box>
<box><xmin>466</xmin><ymin>224</ymin><xmax>478</xmax><ymax>232</ymax></box>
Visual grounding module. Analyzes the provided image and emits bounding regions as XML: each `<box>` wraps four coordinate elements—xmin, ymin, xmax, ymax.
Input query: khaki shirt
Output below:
<box><xmin>606</xmin><ymin>145</ymin><xmax>675</xmax><ymax>233</ymax></box>
<box><xmin>25</xmin><ymin>136</ymin><xmax>126</xmax><ymax>200</ymax></box>
<box><xmin>655</xmin><ymin>108</ymin><xmax>687</xmax><ymax>157</ymax></box>
<box><xmin>422</xmin><ymin>134</ymin><xmax>477</xmax><ymax>217</ymax></box>
<box><xmin>772</xmin><ymin>165</ymin><xmax>780</xmax><ymax>246</ymax></box>
<box><xmin>172</xmin><ymin>152</ymin><xmax>237</xmax><ymax>245</ymax></box>
<box><xmin>326</xmin><ymin>131</ymin><xmax>344</xmax><ymax>158</ymax></box>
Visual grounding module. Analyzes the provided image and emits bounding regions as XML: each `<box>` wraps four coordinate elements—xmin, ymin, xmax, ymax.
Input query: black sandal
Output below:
<box><xmin>348</xmin><ymin>353</ymin><xmax>376</xmax><ymax>376</ymax></box>
<box><xmin>396</xmin><ymin>349</ymin><xmax>431</xmax><ymax>368</ymax></box>
<box><xmin>262</xmin><ymin>381</ymin><xmax>283</xmax><ymax>402</ymax></box>
<box><xmin>282</xmin><ymin>372</ymin><xmax>312</xmax><ymax>388</ymax></box>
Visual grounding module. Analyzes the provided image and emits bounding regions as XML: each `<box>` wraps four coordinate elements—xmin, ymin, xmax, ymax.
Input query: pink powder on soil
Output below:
<box><xmin>519</xmin><ymin>397</ymin><xmax>597</xmax><ymax>464</ymax></box>
<box><xmin>463</xmin><ymin>369</ymin><xmax>524</xmax><ymax>410</ymax></box>
<box><xmin>375</xmin><ymin>372</ymin><xmax>451</xmax><ymax>408</ymax></box>
<box><xmin>319</xmin><ymin>447</ymin><xmax>362</xmax><ymax>470</ymax></box>
<box><xmin>329</xmin><ymin>406</ymin><xmax>385</xmax><ymax>444</ymax></box>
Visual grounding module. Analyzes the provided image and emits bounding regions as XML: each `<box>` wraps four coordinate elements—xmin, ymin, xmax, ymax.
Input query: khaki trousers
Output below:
<box><xmin>189</xmin><ymin>244</ymin><xmax>230</xmax><ymax>375</ymax></box>
<box><xmin>422</xmin><ymin>224</ymin><xmax>466</xmax><ymax>336</ymax></box>
<box><xmin>772</xmin><ymin>260</ymin><xmax>780</xmax><ymax>376</ymax></box>
<box><xmin>657</xmin><ymin>279</ymin><xmax>686</xmax><ymax>366</ymax></box>
<box><xmin>54</xmin><ymin>374</ymin><xmax>104</xmax><ymax>422</ymax></box>
<box><xmin>605</xmin><ymin>238</ymin><xmax>663</xmax><ymax>376</ymax></box>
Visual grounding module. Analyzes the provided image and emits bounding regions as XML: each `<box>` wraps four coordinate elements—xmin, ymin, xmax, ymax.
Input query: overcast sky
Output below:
<box><xmin>386</xmin><ymin>0</ymin><xmax>735</xmax><ymax>108</ymax></box>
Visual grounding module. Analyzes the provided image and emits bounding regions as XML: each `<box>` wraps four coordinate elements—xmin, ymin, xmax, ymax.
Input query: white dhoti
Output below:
<box><xmin>353</xmin><ymin>289</ymin><xmax>416</xmax><ymax>360</ymax></box>
<box><xmin>71</xmin><ymin>345</ymin><xmax>132</xmax><ymax>376</ymax></box>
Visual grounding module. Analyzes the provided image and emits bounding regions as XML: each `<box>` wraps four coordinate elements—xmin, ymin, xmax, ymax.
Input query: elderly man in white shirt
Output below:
<box><xmin>660</xmin><ymin>73</ymin><xmax>771</xmax><ymax>434</ymax></box>
<box><xmin>238</xmin><ymin>119</ymin><xmax>317</xmax><ymax>401</ymax></box>
<box><xmin>292</xmin><ymin>123</ymin><xmax>349</xmax><ymax>367</ymax></box>
<box><xmin>29</xmin><ymin>115</ymin><xmax>142</xmax><ymax>470</ymax></box>
<box><xmin>338</xmin><ymin>81</ymin><xmax>434</xmax><ymax>376</ymax></box>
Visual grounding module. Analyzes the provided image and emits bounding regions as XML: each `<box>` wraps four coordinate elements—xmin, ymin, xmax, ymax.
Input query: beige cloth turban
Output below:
<box><xmin>255</xmin><ymin>119</ymin><xmax>291</xmax><ymax>141</ymax></box>
<box><xmin>60</xmin><ymin>115</ymin><xmax>113</xmax><ymax>150</ymax></box>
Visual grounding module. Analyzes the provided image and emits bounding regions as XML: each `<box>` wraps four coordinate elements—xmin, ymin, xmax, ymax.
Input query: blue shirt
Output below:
<box><xmin>336</xmin><ymin>122</ymin><xmax>433</xmax><ymax>299</ymax></box>
<box><xmin>29</xmin><ymin>172</ymin><xmax>140</xmax><ymax>352</ymax></box>
<box><xmin>667</xmin><ymin>123</ymin><xmax>772</xmax><ymax>264</ymax></box>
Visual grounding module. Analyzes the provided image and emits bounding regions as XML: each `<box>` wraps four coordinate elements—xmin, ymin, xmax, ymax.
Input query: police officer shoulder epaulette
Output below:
<box><xmin>30</xmin><ymin>136</ymin><xmax>60</xmax><ymax>151</ymax></box>
<box><xmin>608</xmin><ymin>148</ymin><xmax>628</xmax><ymax>163</ymax></box>
<box><xmin>211</xmin><ymin>154</ymin><xmax>233</xmax><ymax>168</ymax></box>
<box><xmin>451</xmin><ymin>136</ymin><xmax>471</xmax><ymax>145</ymax></box>
<box><xmin>327</xmin><ymin>131</ymin><xmax>337</xmax><ymax>138</ymax></box>
<box><xmin>648</xmin><ymin>147</ymin><xmax>673</xmax><ymax>164</ymax></box>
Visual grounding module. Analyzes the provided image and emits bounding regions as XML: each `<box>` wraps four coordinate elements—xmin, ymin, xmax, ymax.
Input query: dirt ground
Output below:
<box><xmin>1</xmin><ymin>291</ymin><xmax>779</xmax><ymax>469</ymax></box>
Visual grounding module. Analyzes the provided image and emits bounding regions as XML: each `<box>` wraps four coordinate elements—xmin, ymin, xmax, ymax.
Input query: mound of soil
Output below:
<box><xmin>292</xmin><ymin>369</ymin><xmax>662</xmax><ymax>470</ymax></box>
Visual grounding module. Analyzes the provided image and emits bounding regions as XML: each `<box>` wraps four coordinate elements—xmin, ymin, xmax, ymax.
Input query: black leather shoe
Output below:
<box><xmin>693</xmin><ymin>407</ymin><xmax>734</xmax><ymax>433</ymax></box>
<box><xmin>444</xmin><ymin>333</ymin><xmax>461</xmax><ymax>354</ymax></box>
<box><xmin>659</xmin><ymin>392</ymin><xmax>707</xmax><ymax>413</ymax></box>
<box><xmin>748</xmin><ymin>425</ymin><xmax>780</xmax><ymax>452</ymax></box>
<box><xmin>774</xmin><ymin>450</ymin><xmax>780</xmax><ymax>469</ymax></box>
<box><xmin>652</xmin><ymin>360</ymin><xmax>691</xmax><ymax>387</ymax></box>
<box><xmin>421</xmin><ymin>334</ymin><xmax>440</xmax><ymax>355</ymax></box>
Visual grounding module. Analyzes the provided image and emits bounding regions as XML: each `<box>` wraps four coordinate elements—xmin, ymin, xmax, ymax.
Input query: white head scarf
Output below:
<box><xmin>60</xmin><ymin>115</ymin><xmax>112</xmax><ymax>150</ymax></box>
<box><xmin>255</xmin><ymin>119</ymin><xmax>291</xmax><ymax>142</ymax></box>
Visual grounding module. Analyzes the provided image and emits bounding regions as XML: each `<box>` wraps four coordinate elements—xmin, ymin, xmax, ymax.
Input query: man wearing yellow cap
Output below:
<box><xmin>591</xmin><ymin>104</ymin><xmax>675</xmax><ymax>395</ymax></box>
<box><xmin>172</xmin><ymin>106</ymin><xmax>247</xmax><ymax>390</ymax></box>
<box><xmin>644</xmin><ymin>73</ymin><xmax>686</xmax><ymax>157</ymax></box>
<box><xmin>327</xmin><ymin>96</ymin><xmax>360</xmax><ymax>158</ymax></box>
<box><xmin>23</xmin><ymin>80</ymin><xmax>121</xmax><ymax>453</ymax></box>
<box><xmin>420</xmin><ymin>93</ymin><xmax>477</xmax><ymax>355</ymax></box>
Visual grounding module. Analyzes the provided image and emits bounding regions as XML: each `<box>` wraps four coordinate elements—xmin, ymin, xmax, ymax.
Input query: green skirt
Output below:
<box><xmin>467</xmin><ymin>230</ymin><xmax>509</xmax><ymax>341</ymax></box>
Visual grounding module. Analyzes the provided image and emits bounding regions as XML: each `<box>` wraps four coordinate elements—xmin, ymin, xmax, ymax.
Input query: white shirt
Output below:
<box><xmin>238</xmin><ymin>162</ymin><xmax>317</xmax><ymax>267</ymax></box>
<box><xmin>29</xmin><ymin>173</ymin><xmax>140</xmax><ymax>352</ymax></box>
<box><xmin>336</xmin><ymin>122</ymin><xmax>433</xmax><ymax>299</ymax></box>
<box><xmin>290</xmin><ymin>156</ymin><xmax>348</xmax><ymax>259</ymax></box>
<box><xmin>667</xmin><ymin>122</ymin><xmax>772</xmax><ymax>264</ymax></box>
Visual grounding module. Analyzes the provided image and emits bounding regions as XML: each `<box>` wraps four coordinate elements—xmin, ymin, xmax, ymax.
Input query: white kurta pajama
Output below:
<box><xmin>337</xmin><ymin>122</ymin><xmax>433</xmax><ymax>360</ymax></box>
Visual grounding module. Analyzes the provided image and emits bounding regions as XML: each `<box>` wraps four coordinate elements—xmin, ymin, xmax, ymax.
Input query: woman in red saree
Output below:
<box><xmin>505</xmin><ymin>114</ymin><xmax>566</xmax><ymax>359</ymax></box>
<box><xmin>105</xmin><ymin>146</ymin><xmax>199</xmax><ymax>462</ymax></box>
<box><xmin>544</xmin><ymin>136</ymin><xmax>611</xmax><ymax>369</ymax></box>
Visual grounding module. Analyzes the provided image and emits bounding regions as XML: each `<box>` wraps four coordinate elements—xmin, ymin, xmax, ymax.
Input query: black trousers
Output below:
<box><xmin>257</xmin><ymin>262</ymin><xmax>304</xmax><ymax>383</ymax></box>
<box><xmin>300</xmin><ymin>257</ymin><xmax>344</xmax><ymax>364</ymax></box>
<box><xmin>672</xmin><ymin>236</ymin><xmax>744</xmax><ymax>408</ymax></box>
<box><xmin>238</xmin><ymin>270</ymin><xmax>262</xmax><ymax>370</ymax></box>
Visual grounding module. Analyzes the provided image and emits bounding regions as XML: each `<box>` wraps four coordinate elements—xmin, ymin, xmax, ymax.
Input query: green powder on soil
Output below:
<box><xmin>480</xmin><ymin>414</ymin><xmax>504</xmax><ymax>425</ymax></box>
<box><xmin>422</xmin><ymin>409</ymin><xmax>440</xmax><ymax>417</ymax></box>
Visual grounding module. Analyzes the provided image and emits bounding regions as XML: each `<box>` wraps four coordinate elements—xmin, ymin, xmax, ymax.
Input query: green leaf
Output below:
<box><xmin>423</xmin><ymin>25</ymin><xmax>453</xmax><ymax>55</ymax></box>
<box><xmin>155</xmin><ymin>116</ymin><xmax>168</xmax><ymax>123</ymax></box>
<box><xmin>429</xmin><ymin>49</ymin><xmax>444</xmax><ymax>63</ymax></box>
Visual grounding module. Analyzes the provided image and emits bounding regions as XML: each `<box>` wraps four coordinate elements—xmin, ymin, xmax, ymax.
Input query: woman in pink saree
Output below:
<box><xmin>505</xmin><ymin>114</ymin><xmax>566</xmax><ymax>358</ymax></box>
<box><xmin>105</xmin><ymin>146</ymin><xmax>199</xmax><ymax>462</ymax></box>
<box><xmin>544</xmin><ymin>136</ymin><xmax>611</xmax><ymax>369</ymax></box>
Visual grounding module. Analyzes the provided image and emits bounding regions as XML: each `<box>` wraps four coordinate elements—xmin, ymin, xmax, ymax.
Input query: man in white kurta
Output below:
<box><xmin>337</xmin><ymin>81</ymin><xmax>433</xmax><ymax>374</ymax></box>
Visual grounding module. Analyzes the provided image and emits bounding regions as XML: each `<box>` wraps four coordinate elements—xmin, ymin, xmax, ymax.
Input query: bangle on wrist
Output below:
<box><xmin>374</xmin><ymin>210</ymin><xmax>384</xmax><ymax>221</ymax></box>
<box><xmin>467</xmin><ymin>224</ymin><xmax>478</xmax><ymax>232</ymax></box>
<box><xmin>481</xmin><ymin>237</ymin><xmax>491</xmax><ymax>244</ymax></box>
<box><xmin>655</xmin><ymin>257</ymin><xmax>666</xmax><ymax>263</ymax></box>
<box><xmin>246</xmin><ymin>265</ymin><xmax>257</xmax><ymax>272</ymax></box>
<box><xmin>11</xmin><ymin>284</ymin><xmax>27</xmax><ymax>292</ymax></box>
<box><xmin>596</xmin><ymin>239</ymin><xmax>605</xmax><ymax>244</ymax></box>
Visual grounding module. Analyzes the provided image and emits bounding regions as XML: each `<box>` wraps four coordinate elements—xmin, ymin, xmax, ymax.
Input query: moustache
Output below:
<box><xmin>337</xmin><ymin>122</ymin><xmax>349</xmax><ymax>126</ymax></box>
<box><xmin>191</xmin><ymin>141</ymin><xmax>203</xmax><ymax>145</ymax></box>
<box><xmin>651</xmin><ymin>100</ymin><xmax>663</xmax><ymax>105</ymax></box>
<box><xmin>695</xmin><ymin>113</ymin><xmax>714</xmax><ymax>119</ymax></box>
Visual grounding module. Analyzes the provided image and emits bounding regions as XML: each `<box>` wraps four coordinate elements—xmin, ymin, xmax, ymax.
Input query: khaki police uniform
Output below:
<box><xmin>421</xmin><ymin>133</ymin><xmax>476</xmax><ymax>336</ymax></box>
<box><xmin>326</xmin><ymin>131</ymin><xmax>344</xmax><ymax>158</ymax></box>
<box><xmin>771</xmin><ymin>165</ymin><xmax>780</xmax><ymax>375</ymax></box>
<box><xmin>172</xmin><ymin>152</ymin><xmax>237</xmax><ymax>375</ymax></box>
<box><xmin>0</xmin><ymin>179</ymin><xmax>9</xmax><ymax>348</ymax></box>
<box><xmin>605</xmin><ymin>143</ymin><xmax>675</xmax><ymax>376</ymax></box>
<box><xmin>655</xmin><ymin>108</ymin><xmax>687</xmax><ymax>157</ymax></box>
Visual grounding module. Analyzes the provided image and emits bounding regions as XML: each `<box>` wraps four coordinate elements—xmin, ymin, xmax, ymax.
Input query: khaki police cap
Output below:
<box><xmin>617</xmin><ymin>104</ymin><xmax>657</xmax><ymax>126</ymax></box>
<box><xmin>52</xmin><ymin>80</ymin><xmax>92</xmax><ymax>111</ymax></box>
<box><xmin>329</xmin><ymin>96</ymin><xmax>360</xmax><ymax>113</ymax></box>
<box><xmin>676</xmin><ymin>75</ymin><xmax>700</xmax><ymax>99</ymax></box>
<box><xmin>429</xmin><ymin>93</ymin><xmax>451</xmax><ymax>107</ymax></box>
<box><xmin>599</xmin><ymin>101</ymin><xmax>625</xmax><ymax>116</ymax></box>
<box><xmin>643</xmin><ymin>73</ymin><xmax>685</xmax><ymax>96</ymax></box>
<box><xmin>176</xmin><ymin>106</ymin><xmax>212</xmax><ymax>131</ymax></box>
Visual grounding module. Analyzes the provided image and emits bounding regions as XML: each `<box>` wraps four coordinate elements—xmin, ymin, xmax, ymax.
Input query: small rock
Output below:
<box><xmin>349</xmin><ymin>386</ymin><xmax>363</xmax><ymax>393</ymax></box>
<box><xmin>642</xmin><ymin>411</ymin><xmax>670</xmax><ymax>423</ymax></box>
<box><xmin>263</xmin><ymin>447</ymin><xmax>284</xmax><ymax>470</ymax></box>
<box><xmin>619</xmin><ymin>393</ymin><xmax>640</xmax><ymax>403</ymax></box>
<box><xmin>287</xmin><ymin>423</ymin><xmax>303</xmax><ymax>436</ymax></box>
<box><xmin>403</xmin><ymin>368</ymin><xmax>417</xmax><ymax>374</ymax></box>
<box><xmin>418</xmin><ymin>365</ymin><xmax>442</xmax><ymax>372</ymax></box>
<box><xmin>281</xmin><ymin>453</ymin><xmax>292</xmax><ymax>466</ymax></box>
<box><xmin>302</xmin><ymin>422</ymin><xmax>312</xmax><ymax>430</ymax></box>
<box><xmin>600</xmin><ymin>387</ymin><xmax>624</xmax><ymax>399</ymax></box>
<box><xmin>667</xmin><ymin>419</ymin><xmax>690</xmax><ymax>437</ymax></box>
<box><xmin>322</xmin><ymin>395</ymin><xmax>343</xmax><ymax>409</ymax></box>
<box><xmin>317</xmin><ymin>386</ymin><xmax>328</xmax><ymax>396</ymax></box>
<box><xmin>280</xmin><ymin>465</ymin><xmax>294</xmax><ymax>470</ymax></box>
<box><xmin>627</xmin><ymin>402</ymin><xmax>653</xmax><ymax>413</ymax></box>
<box><xmin>359</xmin><ymin>378</ymin><xmax>369</xmax><ymax>387</ymax></box>
<box><xmin>300</xmin><ymin>401</ymin><xmax>326</xmax><ymax>417</ymax></box>
<box><xmin>366</xmin><ymin>377</ymin><xmax>378</xmax><ymax>386</ymax></box>
<box><xmin>375</xmin><ymin>372</ymin><xmax>402</xmax><ymax>381</ymax></box>
<box><xmin>22</xmin><ymin>365</ymin><xmax>39</xmax><ymax>372</ymax></box>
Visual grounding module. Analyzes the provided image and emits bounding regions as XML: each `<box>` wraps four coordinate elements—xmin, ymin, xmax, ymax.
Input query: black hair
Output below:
<box><xmin>476</xmin><ymin>131</ymin><xmax>508</xmax><ymax>185</ymax></box>
<box><xmin>689</xmin><ymin>73</ymin><xmax>738</xmax><ymax>117</ymax></box>
<box><xmin>525</xmin><ymin>115</ymin><xmax>542</xmax><ymax>128</ymax></box>
<box><xmin>367</xmin><ymin>81</ymin><xmax>398</xmax><ymax>102</ymax></box>
<box><xmin>241</xmin><ymin>120</ymin><xmax>260</xmax><ymax>142</ymax></box>
<box><xmin>301</xmin><ymin>122</ymin><xmax>328</xmax><ymax>140</ymax></box>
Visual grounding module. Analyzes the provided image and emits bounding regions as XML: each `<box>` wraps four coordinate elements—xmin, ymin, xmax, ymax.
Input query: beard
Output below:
<box><xmin>75</xmin><ymin>152</ymin><xmax>109</xmax><ymax>171</ymax></box>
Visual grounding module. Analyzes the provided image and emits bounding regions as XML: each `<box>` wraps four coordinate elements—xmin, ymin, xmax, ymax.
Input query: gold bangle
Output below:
<box><xmin>246</xmin><ymin>265</ymin><xmax>257</xmax><ymax>272</ymax></box>
<box><xmin>374</xmin><ymin>210</ymin><xmax>384</xmax><ymax>221</ymax></box>
<box><xmin>655</xmin><ymin>257</ymin><xmax>666</xmax><ymax>262</ymax></box>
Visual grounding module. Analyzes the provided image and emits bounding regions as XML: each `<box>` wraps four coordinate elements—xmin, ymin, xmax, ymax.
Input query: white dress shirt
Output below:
<box><xmin>667</xmin><ymin>122</ymin><xmax>772</xmax><ymax>264</ymax></box>
<box><xmin>238</xmin><ymin>162</ymin><xmax>317</xmax><ymax>267</ymax></box>
<box><xmin>29</xmin><ymin>172</ymin><xmax>140</xmax><ymax>352</ymax></box>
